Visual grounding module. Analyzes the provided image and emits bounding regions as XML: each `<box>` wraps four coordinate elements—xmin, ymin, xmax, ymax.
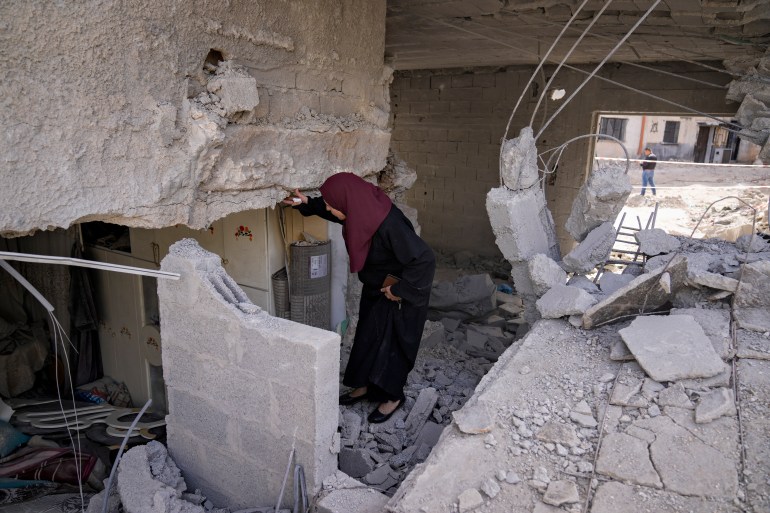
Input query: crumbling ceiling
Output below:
<box><xmin>385</xmin><ymin>0</ymin><xmax>770</xmax><ymax>70</ymax></box>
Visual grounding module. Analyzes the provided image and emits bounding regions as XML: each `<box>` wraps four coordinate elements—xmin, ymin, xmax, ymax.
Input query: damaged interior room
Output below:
<box><xmin>1</xmin><ymin>1</ymin><xmax>770</xmax><ymax>512</ymax></box>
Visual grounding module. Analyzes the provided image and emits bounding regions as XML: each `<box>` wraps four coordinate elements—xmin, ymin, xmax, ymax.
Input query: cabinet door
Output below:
<box><xmin>222</xmin><ymin>210</ymin><xmax>269</xmax><ymax>291</ymax></box>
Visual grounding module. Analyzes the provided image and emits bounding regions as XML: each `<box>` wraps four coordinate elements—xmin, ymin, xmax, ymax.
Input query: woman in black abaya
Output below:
<box><xmin>283</xmin><ymin>173</ymin><xmax>435</xmax><ymax>423</ymax></box>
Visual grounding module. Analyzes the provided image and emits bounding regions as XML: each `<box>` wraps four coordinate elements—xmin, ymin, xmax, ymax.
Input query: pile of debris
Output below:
<box><xmin>390</xmin><ymin>227</ymin><xmax>770</xmax><ymax>512</ymax></box>
<box><xmin>336</xmin><ymin>274</ymin><xmax>528</xmax><ymax>495</ymax></box>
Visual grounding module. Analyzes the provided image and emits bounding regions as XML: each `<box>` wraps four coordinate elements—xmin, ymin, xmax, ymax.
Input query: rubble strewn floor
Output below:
<box><xmin>388</xmin><ymin>317</ymin><xmax>761</xmax><ymax>513</ymax></box>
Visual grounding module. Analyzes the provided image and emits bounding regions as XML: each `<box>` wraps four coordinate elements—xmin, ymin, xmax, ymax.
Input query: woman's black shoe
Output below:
<box><xmin>367</xmin><ymin>400</ymin><xmax>402</xmax><ymax>424</ymax></box>
<box><xmin>339</xmin><ymin>391</ymin><xmax>368</xmax><ymax>406</ymax></box>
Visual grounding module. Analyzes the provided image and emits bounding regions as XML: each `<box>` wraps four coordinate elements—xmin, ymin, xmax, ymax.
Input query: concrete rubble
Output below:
<box><xmin>634</xmin><ymin>228</ymin><xmax>681</xmax><ymax>256</ymax></box>
<box><xmin>565</xmin><ymin>163</ymin><xmax>632</xmax><ymax>242</ymax></box>
<box><xmin>561</xmin><ymin>222</ymin><xmax>616</xmax><ymax>274</ymax></box>
<box><xmin>385</xmin><ymin>214</ymin><xmax>770</xmax><ymax>512</ymax></box>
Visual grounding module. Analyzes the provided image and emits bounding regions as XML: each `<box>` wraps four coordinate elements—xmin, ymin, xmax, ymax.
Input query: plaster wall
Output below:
<box><xmin>595</xmin><ymin>115</ymin><xmax>724</xmax><ymax>161</ymax></box>
<box><xmin>159</xmin><ymin>239</ymin><xmax>340</xmax><ymax>509</ymax></box>
<box><xmin>1</xmin><ymin>0</ymin><xmax>390</xmax><ymax>236</ymax></box>
<box><xmin>390</xmin><ymin>63</ymin><xmax>735</xmax><ymax>255</ymax></box>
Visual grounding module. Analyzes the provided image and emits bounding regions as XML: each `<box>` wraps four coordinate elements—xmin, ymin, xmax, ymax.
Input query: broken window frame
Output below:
<box><xmin>599</xmin><ymin>117</ymin><xmax>627</xmax><ymax>141</ymax></box>
<box><xmin>663</xmin><ymin>120</ymin><xmax>680</xmax><ymax>144</ymax></box>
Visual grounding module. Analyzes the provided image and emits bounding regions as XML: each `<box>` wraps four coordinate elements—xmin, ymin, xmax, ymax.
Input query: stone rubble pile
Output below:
<box><xmin>725</xmin><ymin>48</ymin><xmax>770</xmax><ymax>163</ymax></box>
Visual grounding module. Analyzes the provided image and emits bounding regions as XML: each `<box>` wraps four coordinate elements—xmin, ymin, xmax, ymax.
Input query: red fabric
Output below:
<box><xmin>320</xmin><ymin>173</ymin><xmax>392</xmax><ymax>273</ymax></box>
<box><xmin>0</xmin><ymin>446</ymin><xmax>97</xmax><ymax>486</ymax></box>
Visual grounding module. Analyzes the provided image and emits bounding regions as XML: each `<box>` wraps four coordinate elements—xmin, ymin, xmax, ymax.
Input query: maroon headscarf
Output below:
<box><xmin>320</xmin><ymin>173</ymin><xmax>392</xmax><ymax>273</ymax></box>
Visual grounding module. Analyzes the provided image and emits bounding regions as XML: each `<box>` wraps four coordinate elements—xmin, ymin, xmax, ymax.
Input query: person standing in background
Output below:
<box><xmin>640</xmin><ymin>147</ymin><xmax>658</xmax><ymax>197</ymax></box>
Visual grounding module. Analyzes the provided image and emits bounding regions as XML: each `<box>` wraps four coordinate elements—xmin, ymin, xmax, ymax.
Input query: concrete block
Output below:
<box><xmin>405</xmin><ymin>387</ymin><xmax>439</xmax><ymax>438</ymax></box>
<box><xmin>486</xmin><ymin>186</ymin><xmax>560</xmax><ymax>263</ymax></box>
<box><xmin>735</xmin><ymin>260</ymin><xmax>770</xmax><ymax>307</ymax></box>
<box><xmin>561</xmin><ymin>222</ymin><xmax>616</xmax><ymax>274</ymax></box>
<box><xmin>528</xmin><ymin>253</ymin><xmax>567</xmax><ymax>297</ymax></box>
<box><xmin>536</xmin><ymin>284</ymin><xmax>597</xmax><ymax>319</ymax></box>
<box><xmin>160</xmin><ymin>240</ymin><xmax>339</xmax><ymax>509</ymax></box>
<box><xmin>635</xmin><ymin>228</ymin><xmax>681</xmax><ymax>256</ymax></box>
<box><xmin>619</xmin><ymin>315</ymin><xmax>725</xmax><ymax>382</ymax></box>
<box><xmin>598</xmin><ymin>273</ymin><xmax>634</xmax><ymax>295</ymax></box>
<box><xmin>565</xmin><ymin>163</ymin><xmax>632</xmax><ymax>242</ymax></box>
<box><xmin>500</xmin><ymin>127</ymin><xmax>539</xmax><ymax>190</ymax></box>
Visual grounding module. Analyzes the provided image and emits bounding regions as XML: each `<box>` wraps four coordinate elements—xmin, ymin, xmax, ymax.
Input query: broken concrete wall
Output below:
<box><xmin>0</xmin><ymin>0</ymin><xmax>390</xmax><ymax>236</ymax></box>
<box><xmin>390</xmin><ymin>63</ymin><xmax>735</xmax><ymax>255</ymax></box>
<box><xmin>158</xmin><ymin>239</ymin><xmax>339</xmax><ymax>509</ymax></box>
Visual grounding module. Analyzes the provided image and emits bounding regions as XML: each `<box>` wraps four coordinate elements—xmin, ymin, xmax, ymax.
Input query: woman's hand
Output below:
<box><xmin>281</xmin><ymin>189</ymin><xmax>308</xmax><ymax>205</ymax></box>
<box><xmin>380</xmin><ymin>285</ymin><xmax>402</xmax><ymax>302</ymax></box>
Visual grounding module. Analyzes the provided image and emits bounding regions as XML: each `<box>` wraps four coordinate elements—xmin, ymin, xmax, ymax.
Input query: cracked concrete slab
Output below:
<box><xmin>618</xmin><ymin>315</ymin><xmax>725</xmax><ymax>382</ymax></box>
<box><xmin>670</xmin><ymin>308</ymin><xmax>731</xmax><ymax>359</ymax></box>
<box><xmin>736</xmin><ymin>328</ymin><xmax>770</xmax><ymax>360</ymax></box>
<box><xmin>590</xmin><ymin>481</ymin><xmax>741</xmax><ymax>513</ymax></box>
<box><xmin>595</xmin><ymin>432</ymin><xmax>662</xmax><ymax>488</ymax></box>
<box><xmin>582</xmin><ymin>256</ymin><xmax>688</xmax><ymax>329</ymax></box>
<box><xmin>737</xmin><ymin>359</ymin><xmax>770</xmax><ymax>513</ymax></box>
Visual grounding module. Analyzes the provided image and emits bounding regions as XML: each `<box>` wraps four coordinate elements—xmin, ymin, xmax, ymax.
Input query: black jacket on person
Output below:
<box><xmin>641</xmin><ymin>153</ymin><xmax>658</xmax><ymax>170</ymax></box>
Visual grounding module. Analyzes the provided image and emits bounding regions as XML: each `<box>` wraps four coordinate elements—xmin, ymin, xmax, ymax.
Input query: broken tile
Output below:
<box><xmin>619</xmin><ymin>315</ymin><xmax>725</xmax><ymax>382</ymax></box>
<box><xmin>542</xmin><ymin>480</ymin><xmax>580</xmax><ymax>506</ymax></box>
<box><xmin>695</xmin><ymin>387</ymin><xmax>737</xmax><ymax>424</ymax></box>
<box><xmin>595</xmin><ymin>432</ymin><xmax>662</xmax><ymax>488</ymax></box>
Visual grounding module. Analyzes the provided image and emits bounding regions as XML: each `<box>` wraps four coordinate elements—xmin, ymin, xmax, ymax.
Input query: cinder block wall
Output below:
<box><xmin>390</xmin><ymin>63</ymin><xmax>734</xmax><ymax>256</ymax></box>
<box><xmin>159</xmin><ymin>239</ymin><xmax>340</xmax><ymax>509</ymax></box>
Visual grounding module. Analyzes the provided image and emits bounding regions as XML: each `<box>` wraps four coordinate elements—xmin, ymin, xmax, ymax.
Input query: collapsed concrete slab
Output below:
<box><xmin>670</xmin><ymin>308</ymin><xmax>731</xmax><ymax>359</ymax></box>
<box><xmin>634</xmin><ymin>228</ymin><xmax>681</xmax><ymax>256</ymax></box>
<box><xmin>561</xmin><ymin>222</ymin><xmax>616</xmax><ymax>274</ymax></box>
<box><xmin>583</xmin><ymin>256</ymin><xmax>687</xmax><ymax>329</ymax></box>
<box><xmin>159</xmin><ymin>239</ymin><xmax>339</xmax><ymax>509</ymax></box>
<box><xmin>618</xmin><ymin>315</ymin><xmax>725</xmax><ymax>382</ymax></box>
<box><xmin>565</xmin><ymin>163</ymin><xmax>632</xmax><ymax>242</ymax></box>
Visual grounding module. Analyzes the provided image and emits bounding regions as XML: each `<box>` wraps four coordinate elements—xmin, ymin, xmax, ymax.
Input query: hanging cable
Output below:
<box><xmin>536</xmin><ymin>0</ymin><xmax>664</xmax><ymax>139</ymax></box>
<box><xmin>529</xmin><ymin>0</ymin><xmax>615</xmax><ymax>127</ymax></box>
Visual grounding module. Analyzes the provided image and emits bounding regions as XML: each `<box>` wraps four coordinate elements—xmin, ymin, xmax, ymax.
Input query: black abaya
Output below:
<box><xmin>296</xmin><ymin>198</ymin><xmax>435</xmax><ymax>401</ymax></box>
